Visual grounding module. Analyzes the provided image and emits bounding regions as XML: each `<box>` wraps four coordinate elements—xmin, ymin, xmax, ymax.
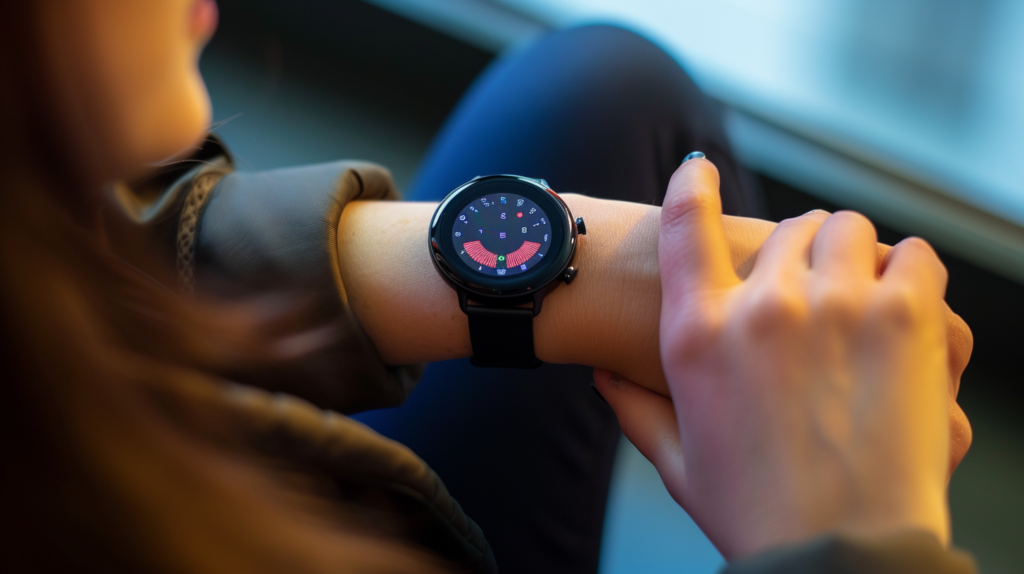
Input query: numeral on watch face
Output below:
<box><xmin>450</xmin><ymin>191</ymin><xmax>553</xmax><ymax>278</ymax></box>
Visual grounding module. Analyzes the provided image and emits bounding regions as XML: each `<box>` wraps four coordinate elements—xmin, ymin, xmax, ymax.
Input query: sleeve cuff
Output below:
<box><xmin>189</xmin><ymin>160</ymin><xmax>423</xmax><ymax>414</ymax></box>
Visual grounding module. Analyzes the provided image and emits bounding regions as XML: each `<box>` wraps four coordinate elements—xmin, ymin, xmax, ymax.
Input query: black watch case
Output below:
<box><xmin>429</xmin><ymin>175</ymin><xmax>582</xmax><ymax>316</ymax></box>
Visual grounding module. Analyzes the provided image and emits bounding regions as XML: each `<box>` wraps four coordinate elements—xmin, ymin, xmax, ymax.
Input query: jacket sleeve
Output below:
<box><xmin>722</xmin><ymin>532</ymin><xmax>977</xmax><ymax>574</ymax></box>
<box><xmin>106</xmin><ymin>135</ymin><xmax>423</xmax><ymax>414</ymax></box>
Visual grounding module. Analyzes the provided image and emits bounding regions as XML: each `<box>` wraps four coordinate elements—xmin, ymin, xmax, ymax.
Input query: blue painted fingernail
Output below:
<box><xmin>682</xmin><ymin>151</ymin><xmax>706</xmax><ymax>164</ymax></box>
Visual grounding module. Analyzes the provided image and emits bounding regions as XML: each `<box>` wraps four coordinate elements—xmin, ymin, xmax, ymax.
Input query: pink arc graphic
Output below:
<box><xmin>463</xmin><ymin>241</ymin><xmax>497</xmax><ymax>268</ymax></box>
<box><xmin>463</xmin><ymin>240</ymin><xmax>541</xmax><ymax>269</ymax></box>
<box><xmin>505</xmin><ymin>241</ymin><xmax>541</xmax><ymax>267</ymax></box>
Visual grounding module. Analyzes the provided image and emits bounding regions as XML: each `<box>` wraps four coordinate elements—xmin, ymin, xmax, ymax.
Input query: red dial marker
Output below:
<box><xmin>505</xmin><ymin>241</ymin><xmax>541</xmax><ymax>267</ymax></box>
<box><xmin>517</xmin><ymin>212</ymin><xmax>523</xmax><ymax>218</ymax></box>
<box><xmin>463</xmin><ymin>241</ymin><xmax>498</xmax><ymax>268</ymax></box>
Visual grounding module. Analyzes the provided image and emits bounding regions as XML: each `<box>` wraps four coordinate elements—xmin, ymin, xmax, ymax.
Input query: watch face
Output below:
<box><xmin>451</xmin><ymin>193</ymin><xmax>552</xmax><ymax>277</ymax></box>
<box><xmin>430</xmin><ymin>175</ymin><xmax>576</xmax><ymax>298</ymax></box>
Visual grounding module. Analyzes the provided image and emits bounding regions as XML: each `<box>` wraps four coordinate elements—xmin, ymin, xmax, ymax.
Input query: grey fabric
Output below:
<box><xmin>723</xmin><ymin>531</ymin><xmax>977</xmax><ymax>574</ymax></box>
<box><xmin>193</xmin><ymin>159</ymin><xmax>422</xmax><ymax>413</ymax></box>
<box><xmin>108</xmin><ymin>135</ymin><xmax>421</xmax><ymax>414</ymax></box>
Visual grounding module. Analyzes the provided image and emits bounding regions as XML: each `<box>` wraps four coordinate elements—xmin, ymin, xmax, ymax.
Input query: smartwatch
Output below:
<box><xmin>429</xmin><ymin>175</ymin><xmax>586</xmax><ymax>368</ymax></box>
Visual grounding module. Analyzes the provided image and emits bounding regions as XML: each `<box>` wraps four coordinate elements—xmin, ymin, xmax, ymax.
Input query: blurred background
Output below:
<box><xmin>200</xmin><ymin>1</ymin><xmax>1024</xmax><ymax>572</ymax></box>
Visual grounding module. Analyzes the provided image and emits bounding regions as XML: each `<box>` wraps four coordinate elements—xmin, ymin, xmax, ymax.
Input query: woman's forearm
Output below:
<box><xmin>336</xmin><ymin>195</ymin><xmax>775</xmax><ymax>396</ymax></box>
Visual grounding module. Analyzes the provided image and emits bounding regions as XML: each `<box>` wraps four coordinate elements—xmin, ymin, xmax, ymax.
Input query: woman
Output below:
<box><xmin>0</xmin><ymin>0</ymin><xmax>974</xmax><ymax>572</ymax></box>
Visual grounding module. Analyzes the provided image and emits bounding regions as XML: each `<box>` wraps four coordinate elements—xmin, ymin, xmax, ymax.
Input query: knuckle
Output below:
<box><xmin>950</xmin><ymin>403</ymin><xmax>973</xmax><ymax>471</ymax></box>
<box><xmin>661</xmin><ymin>188</ymin><xmax>714</xmax><ymax>231</ymax></box>
<box><xmin>871</xmin><ymin>284</ymin><xmax>925</xmax><ymax>328</ymax></box>
<box><xmin>774</xmin><ymin>209</ymin><xmax>829</xmax><ymax>231</ymax></box>
<box><xmin>949</xmin><ymin>311</ymin><xmax>974</xmax><ymax>357</ymax></box>
<box><xmin>744</xmin><ymin>286</ymin><xmax>808</xmax><ymax>335</ymax></box>
<box><xmin>825</xmin><ymin>211</ymin><xmax>878</xmax><ymax>243</ymax></box>
<box><xmin>903</xmin><ymin>236</ymin><xmax>948</xmax><ymax>282</ymax></box>
<box><xmin>774</xmin><ymin>215</ymin><xmax>805</xmax><ymax>231</ymax></box>
<box><xmin>802</xmin><ymin>209</ymin><xmax>832</xmax><ymax>223</ymax></box>
<box><xmin>665</xmin><ymin>330</ymin><xmax>706</xmax><ymax>365</ymax></box>
<box><xmin>831</xmin><ymin>210</ymin><xmax>874</xmax><ymax>230</ymax></box>
<box><xmin>900</xmin><ymin>235</ymin><xmax>933</xmax><ymax>252</ymax></box>
<box><xmin>662</xmin><ymin>305</ymin><xmax>721</xmax><ymax>362</ymax></box>
<box><xmin>810</xmin><ymin>285</ymin><xmax>864</xmax><ymax>325</ymax></box>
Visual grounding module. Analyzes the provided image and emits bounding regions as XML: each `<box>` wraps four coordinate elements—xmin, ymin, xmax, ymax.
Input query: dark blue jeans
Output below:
<box><xmin>356</xmin><ymin>25</ymin><xmax>763</xmax><ymax>574</ymax></box>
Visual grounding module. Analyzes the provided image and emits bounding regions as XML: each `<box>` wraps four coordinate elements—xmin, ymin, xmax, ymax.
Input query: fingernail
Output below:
<box><xmin>803</xmin><ymin>209</ymin><xmax>830</xmax><ymax>217</ymax></box>
<box><xmin>590</xmin><ymin>382</ymin><xmax>609</xmax><ymax>406</ymax></box>
<box><xmin>682</xmin><ymin>151</ymin><xmax>706</xmax><ymax>164</ymax></box>
<box><xmin>608</xmin><ymin>373</ymin><xmax>626</xmax><ymax>389</ymax></box>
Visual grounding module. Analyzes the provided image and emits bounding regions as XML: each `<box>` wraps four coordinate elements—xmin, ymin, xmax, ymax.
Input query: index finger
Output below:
<box><xmin>659</xmin><ymin>158</ymin><xmax>740</xmax><ymax>302</ymax></box>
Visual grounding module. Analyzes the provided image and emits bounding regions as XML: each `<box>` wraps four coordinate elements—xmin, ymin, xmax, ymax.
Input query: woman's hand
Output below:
<box><xmin>594</xmin><ymin>159</ymin><xmax>966</xmax><ymax>559</ymax></box>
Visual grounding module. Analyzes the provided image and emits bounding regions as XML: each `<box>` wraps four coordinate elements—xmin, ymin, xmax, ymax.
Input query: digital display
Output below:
<box><xmin>451</xmin><ymin>192</ymin><xmax>553</xmax><ymax>277</ymax></box>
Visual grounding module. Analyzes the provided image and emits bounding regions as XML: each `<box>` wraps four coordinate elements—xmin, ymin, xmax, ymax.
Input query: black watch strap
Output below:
<box><xmin>465</xmin><ymin>305</ymin><xmax>543</xmax><ymax>369</ymax></box>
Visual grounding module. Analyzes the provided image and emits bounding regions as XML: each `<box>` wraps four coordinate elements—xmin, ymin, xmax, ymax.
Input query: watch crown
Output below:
<box><xmin>575</xmin><ymin>217</ymin><xmax>587</xmax><ymax>235</ymax></box>
<box><xmin>563</xmin><ymin>266</ymin><xmax>579</xmax><ymax>285</ymax></box>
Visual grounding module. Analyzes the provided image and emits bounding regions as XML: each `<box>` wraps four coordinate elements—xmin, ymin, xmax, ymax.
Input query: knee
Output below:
<box><xmin>549</xmin><ymin>25</ymin><xmax>685</xmax><ymax>84</ymax></box>
<box><xmin>519</xmin><ymin>24</ymin><xmax>701</xmax><ymax>119</ymax></box>
<box><xmin>548</xmin><ymin>24</ymin><xmax>669</xmax><ymax>67</ymax></box>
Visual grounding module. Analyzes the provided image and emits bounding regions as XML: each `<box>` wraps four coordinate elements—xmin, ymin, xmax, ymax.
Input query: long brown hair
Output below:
<box><xmin>0</xmin><ymin>5</ymin><xmax>441</xmax><ymax>572</ymax></box>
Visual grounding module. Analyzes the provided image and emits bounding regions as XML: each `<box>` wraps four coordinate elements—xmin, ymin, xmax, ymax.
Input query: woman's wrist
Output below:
<box><xmin>535</xmin><ymin>195</ymin><xmax>665</xmax><ymax>391</ymax></box>
<box><xmin>336</xmin><ymin>200</ymin><xmax>470</xmax><ymax>364</ymax></box>
<box><xmin>336</xmin><ymin>196</ymin><xmax>672</xmax><ymax>391</ymax></box>
<box><xmin>538</xmin><ymin>195</ymin><xmax>777</xmax><ymax>394</ymax></box>
<box><xmin>336</xmin><ymin>195</ymin><xmax>778</xmax><ymax>397</ymax></box>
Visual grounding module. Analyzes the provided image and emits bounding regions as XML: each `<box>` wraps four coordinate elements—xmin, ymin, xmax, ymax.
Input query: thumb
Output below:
<box><xmin>660</xmin><ymin>156</ymin><xmax>738</xmax><ymax>305</ymax></box>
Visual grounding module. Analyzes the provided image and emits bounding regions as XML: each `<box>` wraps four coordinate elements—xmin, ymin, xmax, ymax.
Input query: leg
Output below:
<box><xmin>356</xmin><ymin>25</ymin><xmax>763</xmax><ymax>574</ymax></box>
<box><xmin>408</xmin><ymin>25</ymin><xmax>764</xmax><ymax>212</ymax></box>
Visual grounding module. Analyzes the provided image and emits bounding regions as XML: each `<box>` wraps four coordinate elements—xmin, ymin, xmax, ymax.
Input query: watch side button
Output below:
<box><xmin>575</xmin><ymin>217</ymin><xmax>587</xmax><ymax>235</ymax></box>
<box><xmin>563</xmin><ymin>267</ymin><xmax>579</xmax><ymax>285</ymax></box>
